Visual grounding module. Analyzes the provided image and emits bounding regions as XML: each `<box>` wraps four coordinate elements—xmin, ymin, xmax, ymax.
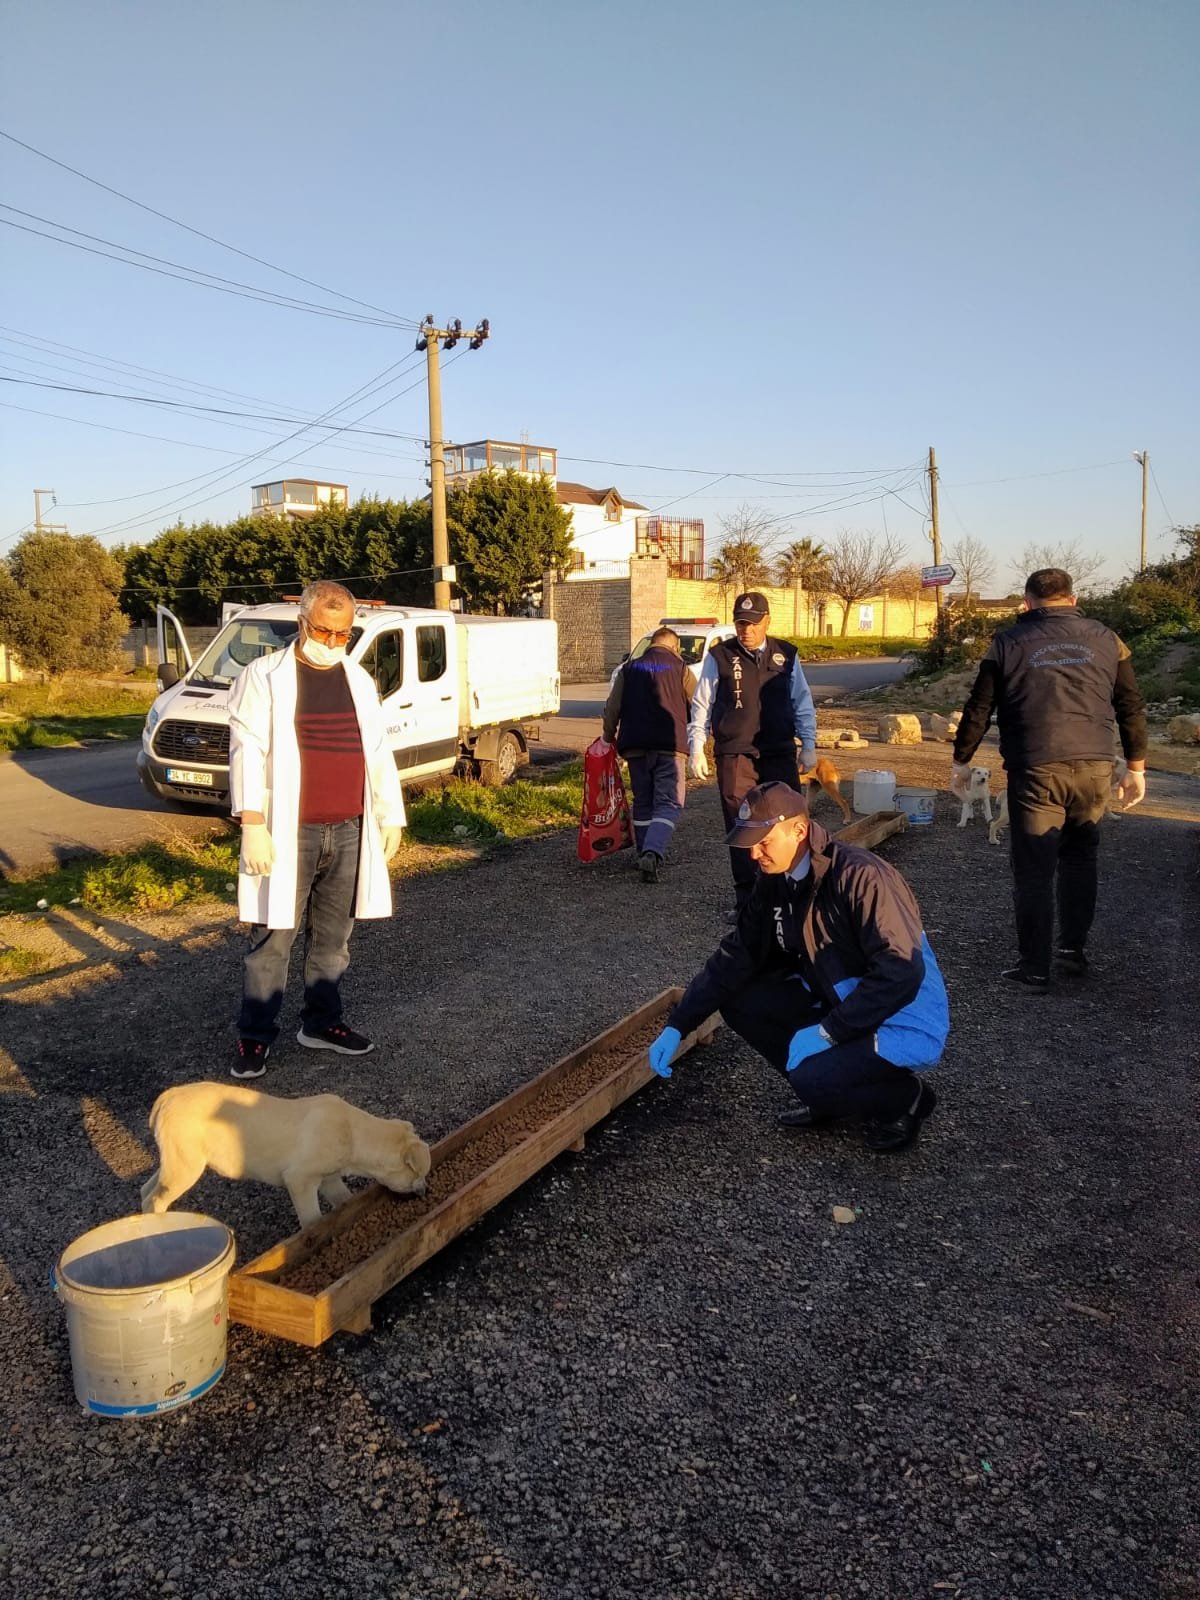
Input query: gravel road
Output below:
<box><xmin>1</xmin><ymin>756</ymin><xmax>1197</xmax><ymax>1600</ymax></box>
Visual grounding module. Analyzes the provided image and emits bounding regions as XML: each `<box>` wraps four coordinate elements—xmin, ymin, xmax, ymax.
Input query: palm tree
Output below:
<box><xmin>773</xmin><ymin>538</ymin><xmax>831</xmax><ymax>634</ymax></box>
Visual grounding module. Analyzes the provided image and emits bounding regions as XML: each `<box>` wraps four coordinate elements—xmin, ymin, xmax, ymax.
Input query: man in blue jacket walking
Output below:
<box><xmin>647</xmin><ymin>782</ymin><xmax>950</xmax><ymax>1152</ymax></box>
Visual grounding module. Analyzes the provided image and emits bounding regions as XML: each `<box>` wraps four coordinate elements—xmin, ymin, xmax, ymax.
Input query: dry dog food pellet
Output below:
<box><xmin>278</xmin><ymin>1020</ymin><xmax>665</xmax><ymax>1295</ymax></box>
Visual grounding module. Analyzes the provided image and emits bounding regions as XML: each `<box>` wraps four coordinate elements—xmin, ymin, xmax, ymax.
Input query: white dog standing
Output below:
<box><xmin>141</xmin><ymin>1083</ymin><xmax>432</xmax><ymax>1229</ymax></box>
<box><xmin>956</xmin><ymin>766</ymin><xmax>994</xmax><ymax>828</ymax></box>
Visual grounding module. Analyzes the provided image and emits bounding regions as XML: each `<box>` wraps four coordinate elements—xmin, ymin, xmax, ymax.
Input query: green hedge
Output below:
<box><xmin>781</xmin><ymin>636</ymin><xmax>921</xmax><ymax>661</ymax></box>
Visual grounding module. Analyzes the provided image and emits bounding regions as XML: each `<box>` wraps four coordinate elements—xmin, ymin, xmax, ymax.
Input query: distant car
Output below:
<box><xmin>609</xmin><ymin>618</ymin><xmax>735</xmax><ymax>686</ymax></box>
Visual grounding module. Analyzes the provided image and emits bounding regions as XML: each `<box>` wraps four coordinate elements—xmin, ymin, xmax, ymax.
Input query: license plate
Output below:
<box><xmin>165</xmin><ymin>768</ymin><xmax>214</xmax><ymax>786</ymax></box>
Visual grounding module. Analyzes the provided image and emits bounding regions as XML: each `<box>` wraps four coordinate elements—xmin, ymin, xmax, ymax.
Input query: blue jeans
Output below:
<box><xmin>628</xmin><ymin>752</ymin><xmax>686</xmax><ymax>857</ymax></box>
<box><xmin>238</xmin><ymin>819</ymin><xmax>361</xmax><ymax>1045</ymax></box>
<box><xmin>720</xmin><ymin>969</ymin><xmax>920</xmax><ymax>1120</ymax></box>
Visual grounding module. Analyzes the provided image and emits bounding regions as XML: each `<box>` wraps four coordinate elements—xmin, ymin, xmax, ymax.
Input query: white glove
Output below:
<box><xmin>239</xmin><ymin>822</ymin><xmax>275</xmax><ymax>876</ymax></box>
<box><xmin>799</xmin><ymin>746</ymin><xmax>817</xmax><ymax>773</ymax></box>
<box><xmin>949</xmin><ymin>762</ymin><xmax>973</xmax><ymax>799</ymax></box>
<box><xmin>688</xmin><ymin>744</ymin><xmax>709</xmax><ymax>781</ymax></box>
<box><xmin>380</xmin><ymin>824</ymin><xmax>404</xmax><ymax>861</ymax></box>
<box><xmin>1116</xmin><ymin>769</ymin><xmax>1146</xmax><ymax>809</ymax></box>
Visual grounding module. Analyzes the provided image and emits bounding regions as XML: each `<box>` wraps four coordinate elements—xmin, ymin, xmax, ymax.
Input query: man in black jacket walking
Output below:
<box><xmin>951</xmin><ymin>567</ymin><xmax>1147</xmax><ymax>989</ymax></box>
<box><xmin>602</xmin><ymin>627</ymin><xmax>697</xmax><ymax>882</ymax></box>
<box><xmin>645</xmin><ymin>782</ymin><xmax>950</xmax><ymax>1152</ymax></box>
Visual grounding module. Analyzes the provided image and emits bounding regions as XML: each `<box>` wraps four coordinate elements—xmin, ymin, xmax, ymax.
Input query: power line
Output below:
<box><xmin>0</xmin><ymin>374</ymin><xmax>429</xmax><ymax>441</ymax></box>
<box><xmin>0</xmin><ymin>128</ymin><xmax>421</xmax><ymax>325</ymax></box>
<box><xmin>0</xmin><ymin>208</ymin><xmax>416</xmax><ymax>329</ymax></box>
<box><xmin>1147</xmin><ymin>460</ymin><xmax>1176</xmax><ymax>531</ymax></box>
<box><xmin>944</xmin><ymin>459</ymin><xmax>1128</xmax><ymax>488</ymax></box>
<box><xmin>81</xmin><ymin>354</ymin><xmax>432</xmax><ymax>539</ymax></box>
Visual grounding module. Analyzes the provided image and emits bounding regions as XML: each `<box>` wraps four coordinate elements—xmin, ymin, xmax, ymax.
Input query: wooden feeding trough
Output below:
<box><xmin>834</xmin><ymin>809</ymin><xmax>907</xmax><ymax>849</ymax></box>
<box><xmin>229</xmin><ymin>989</ymin><xmax>718</xmax><ymax>1346</ymax></box>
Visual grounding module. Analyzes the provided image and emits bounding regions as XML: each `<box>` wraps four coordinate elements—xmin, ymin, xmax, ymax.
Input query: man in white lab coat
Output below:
<box><xmin>228</xmin><ymin>580</ymin><xmax>406</xmax><ymax>1078</ymax></box>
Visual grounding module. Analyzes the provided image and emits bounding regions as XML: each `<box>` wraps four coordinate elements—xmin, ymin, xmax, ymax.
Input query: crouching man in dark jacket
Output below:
<box><xmin>647</xmin><ymin>782</ymin><xmax>950</xmax><ymax>1152</ymax></box>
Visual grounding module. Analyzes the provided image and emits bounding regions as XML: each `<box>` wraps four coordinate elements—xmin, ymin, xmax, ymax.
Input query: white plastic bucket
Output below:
<box><xmin>852</xmin><ymin>769</ymin><xmax>897</xmax><ymax>815</ymax></box>
<box><xmin>893</xmin><ymin>785</ymin><xmax>937</xmax><ymax>826</ymax></box>
<box><xmin>53</xmin><ymin>1212</ymin><xmax>235</xmax><ymax>1418</ymax></box>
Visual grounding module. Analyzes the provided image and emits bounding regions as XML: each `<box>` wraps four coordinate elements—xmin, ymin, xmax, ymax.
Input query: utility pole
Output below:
<box><xmin>33</xmin><ymin>488</ymin><xmax>55</xmax><ymax>532</ymax></box>
<box><xmin>928</xmin><ymin>446</ymin><xmax>943</xmax><ymax>615</ymax></box>
<box><xmin>1134</xmin><ymin>450</ymin><xmax>1148</xmax><ymax>572</ymax></box>
<box><xmin>416</xmin><ymin>316</ymin><xmax>490</xmax><ymax>611</ymax></box>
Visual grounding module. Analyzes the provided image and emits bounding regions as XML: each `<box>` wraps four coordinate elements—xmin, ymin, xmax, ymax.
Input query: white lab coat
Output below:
<box><xmin>228</xmin><ymin>645</ymin><xmax>407</xmax><ymax>929</ymax></box>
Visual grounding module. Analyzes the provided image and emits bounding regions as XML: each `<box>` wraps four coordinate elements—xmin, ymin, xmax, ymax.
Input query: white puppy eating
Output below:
<box><xmin>956</xmin><ymin>766</ymin><xmax>993</xmax><ymax>828</ymax></box>
<box><xmin>141</xmin><ymin>1083</ymin><xmax>432</xmax><ymax>1229</ymax></box>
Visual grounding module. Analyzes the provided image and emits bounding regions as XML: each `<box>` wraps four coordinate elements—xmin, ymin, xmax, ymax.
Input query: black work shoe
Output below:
<box><xmin>231</xmin><ymin>1039</ymin><xmax>270</xmax><ymax>1079</ymax></box>
<box><xmin>297</xmin><ymin>1022</ymin><xmax>375</xmax><ymax>1055</ymax></box>
<box><xmin>862</xmin><ymin>1082</ymin><xmax>938</xmax><ymax>1154</ymax></box>
<box><xmin>1055</xmin><ymin>947</ymin><xmax>1089</xmax><ymax>977</ymax></box>
<box><xmin>639</xmin><ymin>851</ymin><xmax>661</xmax><ymax>883</ymax></box>
<box><xmin>1002</xmin><ymin>964</ymin><xmax>1050</xmax><ymax>992</ymax></box>
<box><xmin>777</xmin><ymin>1104</ymin><xmax>826</xmax><ymax>1130</ymax></box>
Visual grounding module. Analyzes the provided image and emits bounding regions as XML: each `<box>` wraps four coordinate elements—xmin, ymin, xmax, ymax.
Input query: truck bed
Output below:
<box><xmin>455</xmin><ymin>616</ymin><xmax>559</xmax><ymax>728</ymax></box>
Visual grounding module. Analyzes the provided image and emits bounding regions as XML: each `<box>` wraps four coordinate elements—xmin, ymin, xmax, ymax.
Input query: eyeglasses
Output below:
<box><xmin>302</xmin><ymin>619</ymin><xmax>354</xmax><ymax>646</ymax></box>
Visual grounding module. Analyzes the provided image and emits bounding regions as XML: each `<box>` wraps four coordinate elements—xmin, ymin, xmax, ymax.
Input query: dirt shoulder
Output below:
<box><xmin>1</xmin><ymin>771</ymin><xmax>1197</xmax><ymax>1598</ymax></box>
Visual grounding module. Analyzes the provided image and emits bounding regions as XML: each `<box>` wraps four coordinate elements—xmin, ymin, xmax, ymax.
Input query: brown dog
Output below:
<box><xmin>797</xmin><ymin>755</ymin><xmax>852</xmax><ymax>825</ymax></box>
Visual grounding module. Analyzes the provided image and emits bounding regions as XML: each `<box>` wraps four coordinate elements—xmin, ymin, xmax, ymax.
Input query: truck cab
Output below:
<box><xmin>138</xmin><ymin>602</ymin><xmax>558</xmax><ymax>808</ymax></box>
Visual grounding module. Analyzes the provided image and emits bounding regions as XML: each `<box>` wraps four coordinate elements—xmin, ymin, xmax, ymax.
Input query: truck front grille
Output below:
<box><xmin>152</xmin><ymin>720</ymin><xmax>230</xmax><ymax>763</ymax></box>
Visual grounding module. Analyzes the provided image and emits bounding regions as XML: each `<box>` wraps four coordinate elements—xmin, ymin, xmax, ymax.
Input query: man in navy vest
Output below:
<box><xmin>688</xmin><ymin>592</ymin><xmax>817</xmax><ymax>911</ymax></box>
<box><xmin>645</xmin><ymin>782</ymin><xmax>949</xmax><ymax>1153</ymax></box>
<box><xmin>951</xmin><ymin>567</ymin><xmax>1147</xmax><ymax>989</ymax></box>
<box><xmin>602</xmin><ymin>627</ymin><xmax>697</xmax><ymax>881</ymax></box>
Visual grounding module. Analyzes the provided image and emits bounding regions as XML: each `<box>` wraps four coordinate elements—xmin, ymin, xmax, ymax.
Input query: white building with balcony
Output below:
<box><xmin>251</xmin><ymin>479</ymin><xmax>348</xmax><ymax>520</ymax></box>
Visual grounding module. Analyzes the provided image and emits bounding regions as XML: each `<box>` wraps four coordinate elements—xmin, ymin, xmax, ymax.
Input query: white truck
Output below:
<box><xmin>137</xmin><ymin>601</ymin><xmax>560</xmax><ymax>809</ymax></box>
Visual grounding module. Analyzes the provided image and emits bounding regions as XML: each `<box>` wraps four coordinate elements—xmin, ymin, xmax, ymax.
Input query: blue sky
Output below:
<box><xmin>1</xmin><ymin>0</ymin><xmax>1196</xmax><ymax>592</ymax></box>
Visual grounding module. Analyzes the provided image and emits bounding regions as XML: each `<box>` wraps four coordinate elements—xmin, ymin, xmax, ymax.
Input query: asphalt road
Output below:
<box><xmin>0</xmin><ymin>742</ymin><xmax>225</xmax><ymax>878</ymax></box>
<box><xmin>559</xmin><ymin>656</ymin><xmax>909</xmax><ymax>719</ymax></box>
<box><xmin>0</xmin><ymin>659</ymin><xmax>908</xmax><ymax>875</ymax></box>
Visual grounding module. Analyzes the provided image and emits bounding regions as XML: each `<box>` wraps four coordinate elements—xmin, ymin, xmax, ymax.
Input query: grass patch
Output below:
<box><xmin>0</xmin><ymin>832</ymin><xmax>240</xmax><ymax>916</ymax></box>
<box><xmin>785</xmin><ymin>635</ymin><xmax>921</xmax><ymax>661</ymax></box>
<box><xmin>0</xmin><ymin>679</ymin><xmax>155</xmax><ymax>750</ymax></box>
<box><xmin>0</xmin><ymin>945</ymin><xmax>52</xmax><ymax>979</ymax></box>
<box><xmin>407</xmin><ymin>764</ymin><xmax>583</xmax><ymax>847</ymax></box>
<box><xmin>0</xmin><ymin>765</ymin><xmax>584</xmax><ymax>922</ymax></box>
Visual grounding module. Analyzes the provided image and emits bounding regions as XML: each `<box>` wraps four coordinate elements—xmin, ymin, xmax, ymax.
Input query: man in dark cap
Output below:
<box><xmin>601</xmin><ymin>626</ymin><xmax>697</xmax><ymax>882</ymax></box>
<box><xmin>646</xmin><ymin>782</ymin><xmax>950</xmax><ymax>1152</ymax></box>
<box><xmin>688</xmin><ymin>592</ymin><xmax>817</xmax><ymax>911</ymax></box>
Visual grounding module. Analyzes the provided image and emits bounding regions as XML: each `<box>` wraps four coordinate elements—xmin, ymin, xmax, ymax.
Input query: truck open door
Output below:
<box><xmin>155</xmin><ymin>604</ymin><xmax>192</xmax><ymax>689</ymax></box>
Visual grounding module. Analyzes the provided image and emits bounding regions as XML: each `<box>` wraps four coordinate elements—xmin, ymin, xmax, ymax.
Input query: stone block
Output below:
<box><xmin>925</xmin><ymin>712</ymin><xmax>961</xmax><ymax>742</ymax></box>
<box><xmin>879</xmin><ymin>713</ymin><xmax>923</xmax><ymax>746</ymax></box>
<box><xmin>1167</xmin><ymin>712</ymin><xmax>1200</xmax><ymax>744</ymax></box>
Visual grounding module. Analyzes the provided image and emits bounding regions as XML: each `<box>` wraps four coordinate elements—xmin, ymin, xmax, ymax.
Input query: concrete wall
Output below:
<box><xmin>542</xmin><ymin>572</ymin><xmax>631</xmax><ymax>681</ymax></box>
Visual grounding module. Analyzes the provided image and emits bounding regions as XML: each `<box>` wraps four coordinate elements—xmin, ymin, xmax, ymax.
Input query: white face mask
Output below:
<box><xmin>300</xmin><ymin>634</ymin><xmax>347</xmax><ymax>669</ymax></box>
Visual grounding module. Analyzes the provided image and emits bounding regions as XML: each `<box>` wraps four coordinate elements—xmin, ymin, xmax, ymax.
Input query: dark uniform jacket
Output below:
<box><xmin>603</xmin><ymin>646</ymin><xmax>693</xmax><ymax>756</ymax></box>
<box><xmin>953</xmin><ymin>607</ymin><xmax>1147</xmax><ymax>771</ymax></box>
<box><xmin>668</xmin><ymin>823</ymin><xmax>949</xmax><ymax>1070</ymax></box>
<box><xmin>709</xmin><ymin>636</ymin><xmax>799</xmax><ymax>758</ymax></box>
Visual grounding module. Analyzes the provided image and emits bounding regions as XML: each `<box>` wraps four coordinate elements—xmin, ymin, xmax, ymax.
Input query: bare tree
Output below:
<box><xmin>945</xmin><ymin>534</ymin><xmax>996</xmax><ymax>602</ymax></box>
<box><xmin>823</xmin><ymin>528</ymin><xmax>907</xmax><ymax>636</ymax></box>
<box><xmin>1009</xmin><ymin>539</ymin><xmax>1107</xmax><ymax>595</ymax></box>
<box><xmin>885</xmin><ymin>564</ymin><xmax>927</xmax><ymax>636</ymax></box>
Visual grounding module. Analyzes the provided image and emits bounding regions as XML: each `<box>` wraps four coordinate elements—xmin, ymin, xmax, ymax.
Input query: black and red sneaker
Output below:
<box><xmin>231</xmin><ymin>1039</ymin><xmax>271</xmax><ymax>1079</ymax></box>
<box><xmin>296</xmin><ymin>1022</ymin><xmax>375</xmax><ymax>1056</ymax></box>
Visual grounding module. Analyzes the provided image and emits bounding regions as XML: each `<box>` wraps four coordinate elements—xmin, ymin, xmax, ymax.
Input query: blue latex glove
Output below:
<box><xmin>648</xmin><ymin>1026</ymin><xmax>682</xmax><ymax>1078</ymax></box>
<box><xmin>786</xmin><ymin>1023</ymin><xmax>832</xmax><ymax>1074</ymax></box>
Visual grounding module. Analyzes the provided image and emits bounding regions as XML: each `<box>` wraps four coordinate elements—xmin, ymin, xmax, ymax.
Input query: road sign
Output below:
<box><xmin>921</xmin><ymin>564</ymin><xmax>956</xmax><ymax>588</ymax></box>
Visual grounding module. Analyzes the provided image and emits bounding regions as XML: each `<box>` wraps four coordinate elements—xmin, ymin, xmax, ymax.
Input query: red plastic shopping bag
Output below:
<box><xmin>577</xmin><ymin>738</ymin><xmax>633</xmax><ymax>862</ymax></box>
